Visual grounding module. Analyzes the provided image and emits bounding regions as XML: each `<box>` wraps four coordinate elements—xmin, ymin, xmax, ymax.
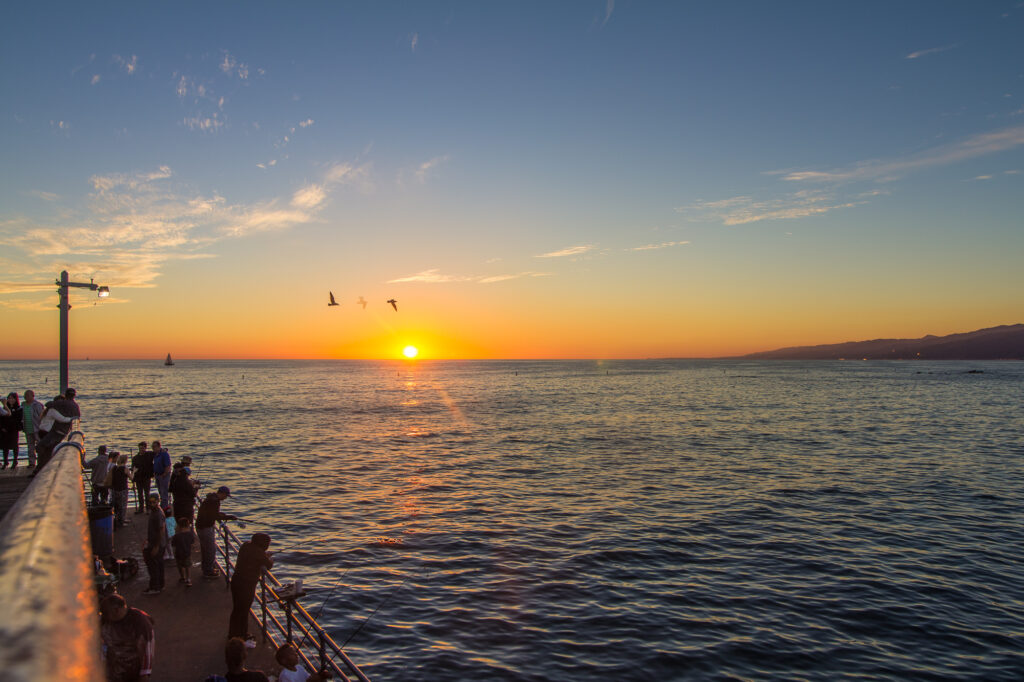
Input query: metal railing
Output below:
<box><xmin>0</xmin><ymin>430</ymin><xmax>104</xmax><ymax>682</ymax></box>
<box><xmin>216</xmin><ymin>522</ymin><xmax>372</xmax><ymax>682</ymax></box>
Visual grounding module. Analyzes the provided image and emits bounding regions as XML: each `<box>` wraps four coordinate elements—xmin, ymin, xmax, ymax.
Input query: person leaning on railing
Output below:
<box><xmin>196</xmin><ymin>486</ymin><xmax>236</xmax><ymax>578</ymax></box>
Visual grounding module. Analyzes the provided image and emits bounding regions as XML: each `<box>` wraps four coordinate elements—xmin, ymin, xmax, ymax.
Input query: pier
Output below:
<box><xmin>0</xmin><ymin>432</ymin><xmax>371</xmax><ymax>681</ymax></box>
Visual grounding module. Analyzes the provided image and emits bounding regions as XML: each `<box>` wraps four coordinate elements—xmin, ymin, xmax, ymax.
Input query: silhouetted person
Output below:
<box><xmin>228</xmin><ymin>532</ymin><xmax>273</xmax><ymax>643</ymax></box>
<box><xmin>197</xmin><ymin>486</ymin><xmax>235</xmax><ymax>578</ymax></box>
<box><xmin>142</xmin><ymin>493</ymin><xmax>167</xmax><ymax>595</ymax></box>
<box><xmin>131</xmin><ymin>442</ymin><xmax>153</xmax><ymax>513</ymax></box>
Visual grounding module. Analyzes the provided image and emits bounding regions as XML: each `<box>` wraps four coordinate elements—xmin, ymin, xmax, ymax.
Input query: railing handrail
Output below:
<box><xmin>216</xmin><ymin>522</ymin><xmax>372</xmax><ymax>682</ymax></box>
<box><xmin>0</xmin><ymin>431</ymin><xmax>103</xmax><ymax>682</ymax></box>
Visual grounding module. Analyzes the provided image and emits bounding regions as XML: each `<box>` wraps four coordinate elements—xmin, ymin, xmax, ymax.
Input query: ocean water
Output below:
<box><xmin>2</xmin><ymin>359</ymin><xmax>1022</xmax><ymax>680</ymax></box>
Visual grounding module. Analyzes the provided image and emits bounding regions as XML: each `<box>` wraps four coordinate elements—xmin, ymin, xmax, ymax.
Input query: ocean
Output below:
<box><xmin>2</xmin><ymin>359</ymin><xmax>1022</xmax><ymax>680</ymax></box>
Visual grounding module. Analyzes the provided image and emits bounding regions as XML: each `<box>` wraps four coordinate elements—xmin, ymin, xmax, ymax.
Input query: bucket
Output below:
<box><xmin>87</xmin><ymin>505</ymin><xmax>114</xmax><ymax>558</ymax></box>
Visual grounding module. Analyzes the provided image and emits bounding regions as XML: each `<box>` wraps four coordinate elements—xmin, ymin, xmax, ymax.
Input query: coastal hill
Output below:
<box><xmin>742</xmin><ymin>324</ymin><xmax>1024</xmax><ymax>360</ymax></box>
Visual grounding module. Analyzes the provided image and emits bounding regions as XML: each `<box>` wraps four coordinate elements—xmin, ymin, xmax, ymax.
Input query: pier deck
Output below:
<box><xmin>0</xmin><ymin>468</ymin><xmax>32</xmax><ymax>520</ymax></box>
<box><xmin>111</xmin><ymin>506</ymin><xmax>281</xmax><ymax>681</ymax></box>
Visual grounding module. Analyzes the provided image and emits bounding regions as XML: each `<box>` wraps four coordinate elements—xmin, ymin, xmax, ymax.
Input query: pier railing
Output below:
<box><xmin>0</xmin><ymin>430</ymin><xmax>104</xmax><ymax>682</ymax></box>
<box><xmin>216</xmin><ymin>518</ymin><xmax>372</xmax><ymax>682</ymax></box>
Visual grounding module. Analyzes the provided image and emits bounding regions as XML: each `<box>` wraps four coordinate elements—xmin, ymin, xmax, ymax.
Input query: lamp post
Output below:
<box><xmin>56</xmin><ymin>270</ymin><xmax>109</xmax><ymax>394</ymax></box>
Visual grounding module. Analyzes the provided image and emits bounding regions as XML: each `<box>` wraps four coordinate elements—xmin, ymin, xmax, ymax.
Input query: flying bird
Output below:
<box><xmin>328</xmin><ymin>291</ymin><xmax>340</xmax><ymax>307</ymax></box>
<box><xmin>387</xmin><ymin>298</ymin><xmax>398</xmax><ymax>311</ymax></box>
<box><xmin>357</xmin><ymin>296</ymin><xmax>368</xmax><ymax>309</ymax></box>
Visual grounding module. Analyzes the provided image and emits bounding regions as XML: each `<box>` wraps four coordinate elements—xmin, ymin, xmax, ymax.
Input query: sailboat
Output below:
<box><xmin>164</xmin><ymin>353</ymin><xmax>174</xmax><ymax>366</ymax></box>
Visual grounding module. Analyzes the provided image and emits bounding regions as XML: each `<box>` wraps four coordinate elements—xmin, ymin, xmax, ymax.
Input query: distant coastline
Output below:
<box><xmin>741</xmin><ymin>324</ymin><xmax>1024</xmax><ymax>360</ymax></box>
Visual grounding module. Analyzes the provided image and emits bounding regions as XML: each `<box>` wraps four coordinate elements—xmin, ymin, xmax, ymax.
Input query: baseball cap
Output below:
<box><xmin>217</xmin><ymin>486</ymin><xmax>231</xmax><ymax>497</ymax></box>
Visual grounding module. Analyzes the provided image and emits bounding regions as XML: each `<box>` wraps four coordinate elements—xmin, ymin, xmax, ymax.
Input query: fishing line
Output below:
<box><xmin>273</xmin><ymin>533</ymin><xmax>338</xmax><ymax>554</ymax></box>
<box><xmin>294</xmin><ymin>564</ymin><xmax>354</xmax><ymax>649</ymax></box>
<box><xmin>339</xmin><ymin>567</ymin><xmax>426</xmax><ymax>649</ymax></box>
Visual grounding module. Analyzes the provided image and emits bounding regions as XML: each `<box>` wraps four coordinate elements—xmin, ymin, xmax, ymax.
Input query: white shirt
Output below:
<box><xmin>278</xmin><ymin>667</ymin><xmax>311</xmax><ymax>682</ymax></box>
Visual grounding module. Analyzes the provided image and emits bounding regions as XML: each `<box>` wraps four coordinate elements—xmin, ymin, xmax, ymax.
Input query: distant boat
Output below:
<box><xmin>164</xmin><ymin>353</ymin><xmax>174</xmax><ymax>366</ymax></box>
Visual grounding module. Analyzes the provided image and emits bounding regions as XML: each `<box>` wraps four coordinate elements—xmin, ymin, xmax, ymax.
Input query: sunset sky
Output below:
<box><xmin>2</xmin><ymin>2</ymin><xmax>1022</xmax><ymax>359</ymax></box>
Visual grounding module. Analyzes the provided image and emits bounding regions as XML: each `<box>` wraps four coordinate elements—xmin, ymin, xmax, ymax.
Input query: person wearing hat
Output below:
<box><xmin>195</xmin><ymin>485</ymin><xmax>236</xmax><ymax>579</ymax></box>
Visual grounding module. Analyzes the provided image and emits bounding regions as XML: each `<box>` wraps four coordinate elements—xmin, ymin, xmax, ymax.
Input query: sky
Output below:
<box><xmin>2</xmin><ymin>1</ymin><xmax>1022</xmax><ymax>360</ymax></box>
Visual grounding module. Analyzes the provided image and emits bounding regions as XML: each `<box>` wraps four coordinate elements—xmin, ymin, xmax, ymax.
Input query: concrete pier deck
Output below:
<box><xmin>110</xmin><ymin>506</ymin><xmax>282</xmax><ymax>680</ymax></box>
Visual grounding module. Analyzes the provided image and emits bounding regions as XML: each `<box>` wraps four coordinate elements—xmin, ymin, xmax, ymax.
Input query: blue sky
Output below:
<box><xmin>2</xmin><ymin>2</ymin><xmax>1022</xmax><ymax>358</ymax></box>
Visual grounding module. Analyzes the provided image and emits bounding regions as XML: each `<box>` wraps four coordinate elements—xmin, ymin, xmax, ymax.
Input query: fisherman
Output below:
<box><xmin>100</xmin><ymin>593</ymin><xmax>155</xmax><ymax>682</ymax></box>
<box><xmin>228</xmin><ymin>532</ymin><xmax>273</xmax><ymax>645</ymax></box>
<box><xmin>196</xmin><ymin>486</ymin><xmax>236</xmax><ymax>578</ymax></box>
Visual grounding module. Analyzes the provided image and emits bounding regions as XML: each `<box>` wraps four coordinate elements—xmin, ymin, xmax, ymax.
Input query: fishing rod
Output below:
<box><xmin>294</xmin><ymin>564</ymin><xmax>355</xmax><ymax>649</ymax></box>
<box><xmin>339</xmin><ymin>567</ymin><xmax>426</xmax><ymax>649</ymax></box>
<box><xmin>272</xmin><ymin>533</ymin><xmax>338</xmax><ymax>555</ymax></box>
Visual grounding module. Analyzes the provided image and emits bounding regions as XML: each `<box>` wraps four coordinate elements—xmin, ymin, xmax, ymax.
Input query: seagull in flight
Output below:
<box><xmin>328</xmin><ymin>291</ymin><xmax>340</xmax><ymax>307</ymax></box>
<box><xmin>357</xmin><ymin>296</ymin><xmax>368</xmax><ymax>310</ymax></box>
<box><xmin>387</xmin><ymin>298</ymin><xmax>398</xmax><ymax>311</ymax></box>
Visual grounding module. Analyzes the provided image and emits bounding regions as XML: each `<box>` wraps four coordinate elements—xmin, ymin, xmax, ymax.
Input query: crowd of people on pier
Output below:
<box><xmin>0</xmin><ymin>387</ymin><xmax>81</xmax><ymax>473</ymax></box>
<box><xmin>86</xmin><ymin>438</ymin><xmax>331</xmax><ymax>681</ymax></box>
<box><xmin>3</xmin><ymin>384</ymin><xmax>335</xmax><ymax>681</ymax></box>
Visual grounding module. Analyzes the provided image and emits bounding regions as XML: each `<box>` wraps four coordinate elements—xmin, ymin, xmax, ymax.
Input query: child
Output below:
<box><xmin>275</xmin><ymin>643</ymin><xmax>332</xmax><ymax>682</ymax></box>
<box><xmin>163</xmin><ymin>508</ymin><xmax>177</xmax><ymax>561</ymax></box>
<box><xmin>172</xmin><ymin>516</ymin><xmax>197</xmax><ymax>586</ymax></box>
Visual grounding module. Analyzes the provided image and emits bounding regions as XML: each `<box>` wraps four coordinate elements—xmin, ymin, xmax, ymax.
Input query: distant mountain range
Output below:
<box><xmin>742</xmin><ymin>324</ymin><xmax>1024</xmax><ymax>360</ymax></box>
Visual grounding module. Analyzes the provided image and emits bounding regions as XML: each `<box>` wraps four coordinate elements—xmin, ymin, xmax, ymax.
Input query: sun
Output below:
<box><xmin>402</xmin><ymin>345</ymin><xmax>419</xmax><ymax>359</ymax></box>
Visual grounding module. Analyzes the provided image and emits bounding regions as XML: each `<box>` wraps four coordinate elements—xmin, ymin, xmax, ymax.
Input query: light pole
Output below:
<box><xmin>56</xmin><ymin>270</ymin><xmax>109</xmax><ymax>394</ymax></box>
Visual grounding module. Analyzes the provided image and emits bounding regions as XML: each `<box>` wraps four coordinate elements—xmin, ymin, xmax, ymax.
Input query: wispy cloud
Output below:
<box><xmin>780</xmin><ymin>125</ymin><xmax>1024</xmax><ymax>184</ymax></box>
<box><xmin>256</xmin><ymin>160</ymin><xmax>278</xmax><ymax>170</ymax></box>
<box><xmin>971</xmin><ymin>174</ymin><xmax>993</xmax><ymax>181</ymax></box>
<box><xmin>291</xmin><ymin>184</ymin><xmax>326</xmax><ymax>209</ymax></box>
<box><xmin>411</xmin><ymin>33</ymin><xmax>419</xmax><ymax>52</ymax></box>
<box><xmin>478</xmin><ymin>271</ymin><xmax>549</xmax><ymax>284</ymax></box>
<box><xmin>387</xmin><ymin>268</ymin><xmax>550</xmax><ymax>284</ymax></box>
<box><xmin>388</xmin><ymin>269</ymin><xmax>473</xmax><ymax>284</ymax></box>
<box><xmin>220</xmin><ymin>51</ymin><xmax>249</xmax><ymax>79</ymax></box>
<box><xmin>27</xmin><ymin>190</ymin><xmax>60</xmax><ymax>202</ymax></box>
<box><xmin>91</xmin><ymin>75</ymin><xmax>101</xmax><ymax>85</ymax></box>
<box><xmin>0</xmin><ymin>158</ymin><xmax>367</xmax><ymax>292</ymax></box>
<box><xmin>905</xmin><ymin>45</ymin><xmax>956</xmax><ymax>59</ymax></box>
<box><xmin>298</xmin><ymin>118</ymin><xmax>314</xmax><ymax>128</ymax></box>
<box><xmin>680</xmin><ymin>192</ymin><xmax>857</xmax><ymax>226</ymax></box>
<box><xmin>183</xmin><ymin>114</ymin><xmax>224</xmax><ymax>132</ymax></box>
<box><xmin>603</xmin><ymin>0</ymin><xmax>615</xmax><ymax>26</ymax></box>
<box><xmin>414</xmin><ymin>155</ymin><xmax>450</xmax><ymax>183</ymax></box>
<box><xmin>113</xmin><ymin>54</ymin><xmax>138</xmax><ymax>74</ymax></box>
<box><xmin>628</xmin><ymin>240</ymin><xmax>689</xmax><ymax>251</ymax></box>
<box><xmin>535</xmin><ymin>244</ymin><xmax>594</xmax><ymax>258</ymax></box>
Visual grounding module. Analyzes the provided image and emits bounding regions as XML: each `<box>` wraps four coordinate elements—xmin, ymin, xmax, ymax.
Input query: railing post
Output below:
<box><xmin>318</xmin><ymin>625</ymin><xmax>328</xmax><ymax>673</ymax></box>
<box><xmin>285</xmin><ymin>601</ymin><xmax>293</xmax><ymax>644</ymax></box>
<box><xmin>223</xmin><ymin>523</ymin><xmax>231</xmax><ymax>589</ymax></box>
<box><xmin>260</xmin><ymin>573</ymin><xmax>268</xmax><ymax>642</ymax></box>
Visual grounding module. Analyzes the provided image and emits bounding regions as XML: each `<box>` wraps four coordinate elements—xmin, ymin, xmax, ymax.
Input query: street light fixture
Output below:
<box><xmin>56</xmin><ymin>270</ymin><xmax>109</xmax><ymax>394</ymax></box>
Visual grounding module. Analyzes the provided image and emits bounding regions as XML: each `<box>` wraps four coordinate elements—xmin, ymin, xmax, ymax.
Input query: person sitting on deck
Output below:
<box><xmin>224</xmin><ymin>636</ymin><xmax>270</xmax><ymax>682</ymax></box>
<box><xmin>228</xmin><ymin>532</ymin><xmax>274</xmax><ymax>646</ymax></box>
<box><xmin>100</xmin><ymin>593</ymin><xmax>155</xmax><ymax>682</ymax></box>
<box><xmin>275</xmin><ymin>643</ymin><xmax>333</xmax><ymax>682</ymax></box>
